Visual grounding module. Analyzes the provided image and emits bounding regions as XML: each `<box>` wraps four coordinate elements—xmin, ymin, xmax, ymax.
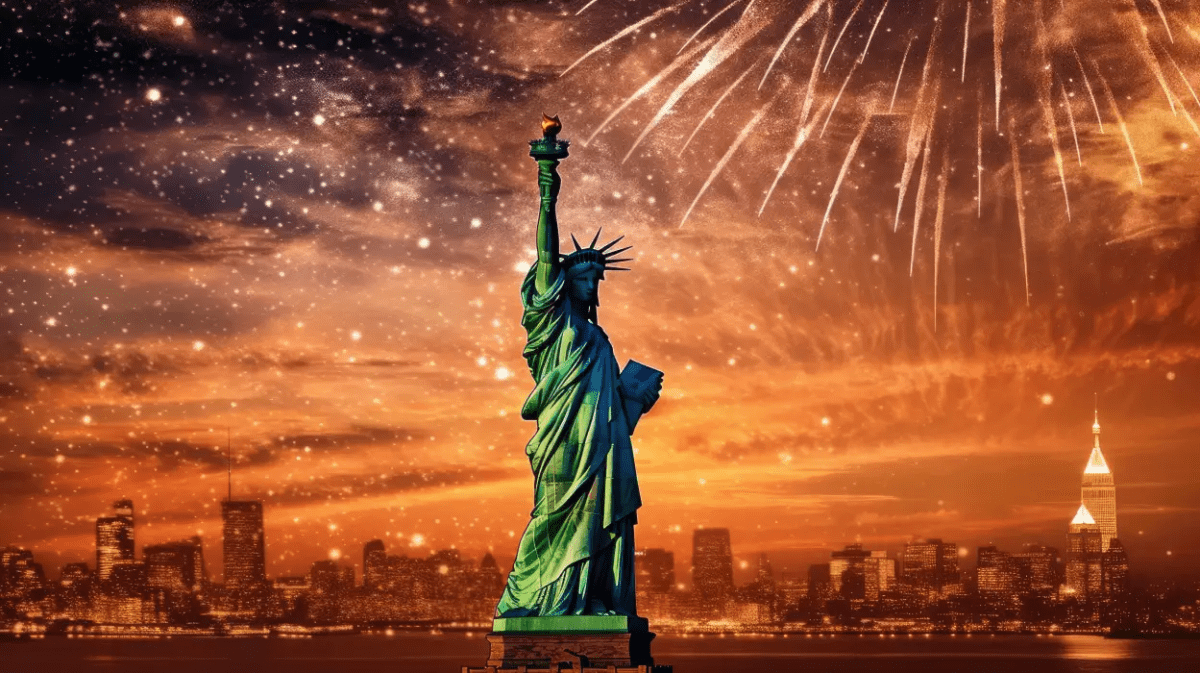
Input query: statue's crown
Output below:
<box><xmin>561</xmin><ymin>228</ymin><xmax>632</xmax><ymax>275</ymax></box>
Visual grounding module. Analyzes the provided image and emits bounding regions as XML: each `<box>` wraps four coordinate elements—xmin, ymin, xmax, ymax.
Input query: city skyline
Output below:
<box><xmin>8</xmin><ymin>406</ymin><xmax>1180</xmax><ymax>586</ymax></box>
<box><xmin>0</xmin><ymin>411</ymin><xmax>1157</xmax><ymax>595</ymax></box>
<box><xmin>0</xmin><ymin>418</ymin><xmax>1179</xmax><ymax>636</ymax></box>
<box><xmin>3</xmin><ymin>0</ymin><xmax>1200</xmax><ymax>592</ymax></box>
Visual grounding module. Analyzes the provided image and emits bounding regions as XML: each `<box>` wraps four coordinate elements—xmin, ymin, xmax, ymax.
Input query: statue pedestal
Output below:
<box><xmin>460</xmin><ymin>616</ymin><xmax>672</xmax><ymax>673</ymax></box>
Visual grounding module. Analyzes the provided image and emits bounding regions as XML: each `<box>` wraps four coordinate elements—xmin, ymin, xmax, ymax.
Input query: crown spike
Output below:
<box><xmin>604</xmin><ymin>245</ymin><xmax>633</xmax><ymax>258</ymax></box>
<box><xmin>604</xmin><ymin>266</ymin><xmax>631</xmax><ymax>271</ymax></box>
<box><xmin>606</xmin><ymin>258</ymin><xmax>634</xmax><ymax>263</ymax></box>
<box><xmin>598</xmin><ymin>236</ymin><xmax>626</xmax><ymax>252</ymax></box>
<box><xmin>570</xmin><ymin>234</ymin><xmax>582</xmax><ymax>251</ymax></box>
<box><xmin>589</xmin><ymin>227</ymin><xmax>603</xmax><ymax>249</ymax></box>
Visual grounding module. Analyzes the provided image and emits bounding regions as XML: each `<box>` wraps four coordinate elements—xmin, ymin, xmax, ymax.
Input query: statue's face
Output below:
<box><xmin>568</xmin><ymin>267</ymin><xmax>601</xmax><ymax>306</ymax></box>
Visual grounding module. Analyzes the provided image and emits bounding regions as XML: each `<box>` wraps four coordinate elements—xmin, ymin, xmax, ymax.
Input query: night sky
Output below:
<box><xmin>2</xmin><ymin>0</ymin><xmax>1199</xmax><ymax>585</ymax></box>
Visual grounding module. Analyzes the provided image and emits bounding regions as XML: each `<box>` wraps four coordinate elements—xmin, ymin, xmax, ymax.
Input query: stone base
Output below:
<box><xmin>460</xmin><ymin>616</ymin><xmax>671</xmax><ymax>673</ymax></box>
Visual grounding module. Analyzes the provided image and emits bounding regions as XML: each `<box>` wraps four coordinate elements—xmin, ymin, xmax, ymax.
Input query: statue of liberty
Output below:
<box><xmin>495</xmin><ymin>116</ymin><xmax>663</xmax><ymax>619</ymax></box>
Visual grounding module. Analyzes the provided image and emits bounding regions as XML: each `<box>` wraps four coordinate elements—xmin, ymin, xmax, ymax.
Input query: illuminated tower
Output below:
<box><xmin>95</xmin><ymin>499</ymin><xmax>135</xmax><ymax>581</ymax></box>
<box><xmin>363</xmin><ymin>539</ymin><xmax>386</xmax><ymax>591</ymax></box>
<box><xmin>222</xmin><ymin>501</ymin><xmax>266</xmax><ymax>589</ymax></box>
<box><xmin>1065</xmin><ymin>503</ymin><xmax>1103</xmax><ymax>598</ymax></box>
<box><xmin>1082</xmin><ymin>406</ymin><xmax>1117</xmax><ymax>551</ymax></box>
<box><xmin>691</xmin><ymin>528</ymin><xmax>733</xmax><ymax>597</ymax></box>
<box><xmin>221</xmin><ymin>435</ymin><xmax>266</xmax><ymax>589</ymax></box>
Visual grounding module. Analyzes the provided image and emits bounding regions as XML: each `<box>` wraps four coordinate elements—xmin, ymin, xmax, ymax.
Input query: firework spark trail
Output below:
<box><xmin>1072</xmin><ymin>47</ymin><xmax>1105</xmax><ymax>132</ymax></box>
<box><xmin>976</xmin><ymin>96</ymin><xmax>982</xmax><ymax>218</ymax></box>
<box><xmin>993</xmin><ymin>0</ymin><xmax>1006</xmax><ymax>129</ymax></box>
<box><xmin>584</xmin><ymin>38</ymin><xmax>715</xmax><ymax>146</ymax></box>
<box><xmin>680</xmin><ymin>61</ymin><xmax>756</xmax><ymax>154</ymax></box>
<box><xmin>824</xmin><ymin>0</ymin><xmax>864</xmax><ymax>72</ymax></box>
<box><xmin>1187</xmin><ymin>24</ymin><xmax>1200</xmax><ymax>44</ymax></box>
<box><xmin>817</xmin><ymin>110</ymin><xmax>875</xmax><ymax>251</ymax></box>
<box><xmin>1059</xmin><ymin>79</ymin><xmax>1082</xmax><ymax>165</ymax></box>
<box><xmin>1007</xmin><ymin>116</ymin><xmax>1031</xmax><ymax>306</ymax></box>
<box><xmin>1179</xmin><ymin>104</ymin><xmax>1200</xmax><ymax>138</ymax></box>
<box><xmin>821</xmin><ymin>62</ymin><xmax>859</xmax><ymax>137</ymax></box>
<box><xmin>759</xmin><ymin>100</ymin><xmax>828</xmax><ymax>216</ymax></box>
<box><xmin>894</xmin><ymin>20</ymin><xmax>943</xmax><ymax>232</ymax></box>
<box><xmin>759</xmin><ymin>0</ymin><xmax>827</xmax><ymax>89</ymax></box>
<box><xmin>678</xmin><ymin>0</ymin><xmax>743</xmax><ymax>55</ymax></box>
<box><xmin>800</xmin><ymin>17</ymin><xmax>832</xmax><ymax>125</ymax></box>
<box><xmin>576</xmin><ymin>0</ymin><xmax>603</xmax><ymax>15</ymax></box>
<box><xmin>1123</xmin><ymin>7</ymin><xmax>1177</xmax><ymax>115</ymax></box>
<box><xmin>562</xmin><ymin>2</ymin><xmax>687</xmax><ymax>77</ymax></box>
<box><xmin>1044</xmin><ymin>96</ymin><xmax>1072</xmax><ymax>221</ymax></box>
<box><xmin>1168</xmin><ymin>52</ymin><xmax>1200</xmax><ymax>109</ymax></box>
<box><xmin>910</xmin><ymin>119</ymin><xmax>936</xmax><ymax>276</ymax></box>
<box><xmin>625</xmin><ymin>2</ymin><xmax>772</xmax><ymax>161</ymax></box>
<box><xmin>889</xmin><ymin>36</ymin><xmax>914</xmax><ymax>113</ymax></box>
<box><xmin>857</xmin><ymin>0</ymin><xmax>889</xmax><ymax>64</ymax></box>
<box><xmin>933</xmin><ymin>148</ymin><xmax>949</xmax><ymax>332</ymax></box>
<box><xmin>1036</xmin><ymin>4</ymin><xmax>1071</xmax><ymax>220</ymax></box>
<box><xmin>961</xmin><ymin>0</ymin><xmax>971</xmax><ymax>83</ymax></box>
<box><xmin>1148</xmin><ymin>0</ymin><xmax>1174</xmax><ymax>43</ymax></box>
<box><xmin>1095</xmin><ymin>66</ymin><xmax>1143</xmax><ymax>186</ymax></box>
<box><xmin>681</xmin><ymin>97</ymin><xmax>778</xmax><ymax>227</ymax></box>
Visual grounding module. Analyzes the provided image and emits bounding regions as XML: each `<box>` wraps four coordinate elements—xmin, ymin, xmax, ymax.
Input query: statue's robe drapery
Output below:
<box><xmin>495</xmin><ymin>266</ymin><xmax>641</xmax><ymax>617</ymax></box>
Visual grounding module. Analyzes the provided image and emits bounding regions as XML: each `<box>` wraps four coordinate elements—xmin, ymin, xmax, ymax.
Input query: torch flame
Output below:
<box><xmin>541</xmin><ymin>113</ymin><xmax>562</xmax><ymax>137</ymax></box>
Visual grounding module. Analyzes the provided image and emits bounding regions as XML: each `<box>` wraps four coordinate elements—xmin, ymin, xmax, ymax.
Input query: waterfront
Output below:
<box><xmin>3</xmin><ymin>633</ymin><xmax>1200</xmax><ymax>673</ymax></box>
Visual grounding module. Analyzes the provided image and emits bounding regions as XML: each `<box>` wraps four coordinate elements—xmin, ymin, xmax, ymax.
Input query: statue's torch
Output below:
<box><xmin>529</xmin><ymin>114</ymin><xmax>569</xmax><ymax>161</ymax></box>
<box><xmin>530</xmin><ymin>114</ymin><xmax>568</xmax><ymax>209</ymax></box>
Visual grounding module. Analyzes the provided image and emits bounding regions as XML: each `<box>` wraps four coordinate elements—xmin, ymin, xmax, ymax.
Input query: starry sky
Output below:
<box><xmin>2</xmin><ymin>0</ymin><xmax>1199</xmax><ymax>585</ymax></box>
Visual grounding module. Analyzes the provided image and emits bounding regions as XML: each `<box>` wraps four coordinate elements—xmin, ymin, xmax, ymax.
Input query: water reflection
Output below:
<box><xmin>1060</xmin><ymin>636</ymin><xmax>1134</xmax><ymax>660</ymax></box>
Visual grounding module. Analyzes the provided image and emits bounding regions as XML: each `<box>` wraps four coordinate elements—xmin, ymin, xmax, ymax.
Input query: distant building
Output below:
<box><xmin>0</xmin><ymin>546</ymin><xmax>44</xmax><ymax>597</ymax></box>
<box><xmin>830</xmin><ymin>543</ymin><xmax>894</xmax><ymax>602</ymax></box>
<box><xmin>1101</xmin><ymin>538</ymin><xmax>1130</xmax><ymax>598</ymax></box>
<box><xmin>310</xmin><ymin>560</ymin><xmax>354</xmax><ymax>596</ymax></box>
<box><xmin>807</xmin><ymin>563</ymin><xmax>832</xmax><ymax>601</ymax></box>
<box><xmin>60</xmin><ymin>562</ymin><xmax>91</xmax><ymax>587</ymax></box>
<box><xmin>1065</xmin><ymin>503</ymin><xmax>1103</xmax><ymax>599</ymax></box>
<box><xmin>1013</xmin><ymin>544</ymin><xmax>1059</xmax><ymax>591</ymax></box>
<box><xmin>900</xmin><ymin>539</ymin><xmax>960</xmax><ymax>599</ymax></box>
<box><xmin>95</xmin><ymin>499</ymin><xmax>135</xmax><ymax>581</ymax></box>
<box><xmin>144</xmin><ymin>536</ymin><xmax>205</xmax><ymax>592</ymax></box>
<box><xmin>976</xmin><ymin>546</ymin><xmax>1017</xmax><ymax>598</ymax></box>
<box><xmin>222</xmin><ymin>500</ymin><xmax>266</xmax><ymax>589</ymax></box>
<box><xmin>692</xmin><ymin>528</ymin><xmax>733</xmax><ymax>597</ymax></box>
<box><xmin>636</xmin><ymin>548</ymin><xmax>675</xmax><ymax>594</ymax></box>
<box><xmin>363</xmin><ymin>539</ymin><xmax>386</xmax><ymax>591</ymax></box>
<box><xmin>1082</xmin><ymin>408</ymin><xmax>1118</xmax><ymax>551</ymax></box>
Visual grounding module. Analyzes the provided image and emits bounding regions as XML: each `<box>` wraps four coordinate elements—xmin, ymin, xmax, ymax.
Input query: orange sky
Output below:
<box><xmin>2</xmin><ymin>0</ymin><xmax>1199</xmax><ymax>585</ymax></box>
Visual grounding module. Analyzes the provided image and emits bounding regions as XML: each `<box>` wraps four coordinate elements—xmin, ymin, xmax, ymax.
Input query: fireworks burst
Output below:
<box><xmin>568</xmin><ymin>0</ymin><xmax>1198</xmax><ymax>323</ymax></box>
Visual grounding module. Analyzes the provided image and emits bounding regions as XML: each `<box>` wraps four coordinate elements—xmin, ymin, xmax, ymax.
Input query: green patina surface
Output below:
<box><xmin>492</xmin><ymin>615</ymin><xmax>648</xmax><ymax>633</ymax></box>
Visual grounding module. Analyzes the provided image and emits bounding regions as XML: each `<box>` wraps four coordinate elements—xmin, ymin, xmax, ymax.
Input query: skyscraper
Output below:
<box><xmin>95</xmin><ymin>499</ymin><xmax>135</xmax><ymax>581</ymax></box>
<box><xmin>144</xmin><ymin>536</ymin><xmax>205</xmax><ymax>592</ymax></box>
<box><xmin>363</xmin><ymin>539</ymin><xmax>387</xmax><ymax>591</ymax></box>
<box><xmin>1082</xmin><ymin>407</ymin><xmax>1117</xmax><ymax>551</ymax></box>
<box><xmin>692</xmin><ymin>528</ymin><xmax>733</xmax><ymax>596</ymax></box>
<box><xmin>222</xmin><ymin>500</ymin><xmax>266</xmax><ymax>589</ymax></box>
<box><xmin>1065</xmin><ymin>503</ymin><xmax>1103</xmax><ymax>599</ymax></box>
<box><xmin>636</xmin><ymin>548</ymin><xmax>675</xmax><ymax>594</ymax></box>
<box><xmin>1101</xmin><ymin>538</ymin><xmax>1130</xmax><ymax>598</ymax></box>
<box><xmin>900</xmin><ymin>538</ymin><xmax>960</xmax><ymax>599</ymax></box>
<box><xmin>830</xmin><ymin>543</ymin><xmax>894</xmax><ymax>602</ymax></box>
<box><xmin>976</xmin><ymin>546</ymin><xmax>1018</xmax><ymax>598</ymax></box>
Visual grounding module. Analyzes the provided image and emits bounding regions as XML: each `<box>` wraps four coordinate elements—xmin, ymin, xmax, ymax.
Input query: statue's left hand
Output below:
<box><xmin>639</xmin><ymin>378</ymin><xmax>662</xmax><ymax>411</ymax></box>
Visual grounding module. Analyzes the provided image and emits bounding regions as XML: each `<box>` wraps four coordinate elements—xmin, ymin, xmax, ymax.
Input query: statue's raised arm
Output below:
<box><xmin>532</xmin><ymin>114</ymin><xmax>566</xmax><ymax>295</ymax></box>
